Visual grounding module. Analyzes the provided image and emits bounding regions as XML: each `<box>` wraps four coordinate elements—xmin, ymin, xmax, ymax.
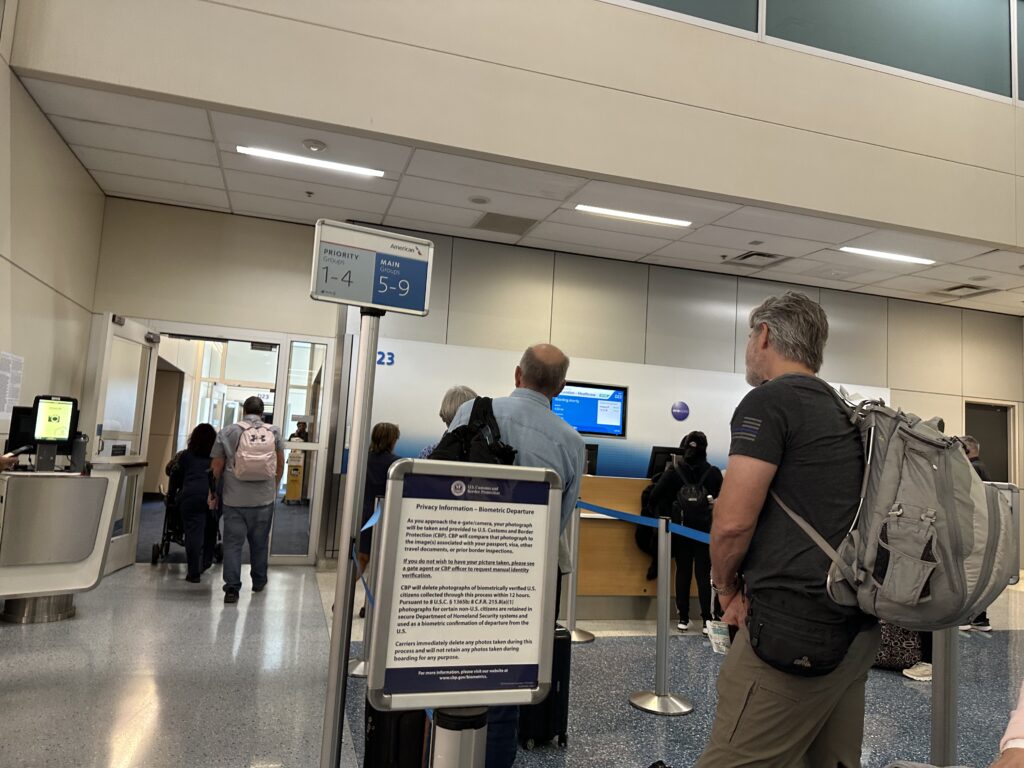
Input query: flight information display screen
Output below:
<box><xmin>551</xmin><ymin>383</ymin><xmax>627</xmax><ymax>438</ymax></box>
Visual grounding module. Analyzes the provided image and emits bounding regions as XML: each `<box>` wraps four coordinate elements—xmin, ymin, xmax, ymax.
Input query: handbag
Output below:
<box><xmin>873</xmin><ymin>622</ymin><xmax>922</xmax><ymax>671</ymax></box>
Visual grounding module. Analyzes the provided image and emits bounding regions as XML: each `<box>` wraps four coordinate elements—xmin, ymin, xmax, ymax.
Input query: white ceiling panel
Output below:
<box><xmin>384</xmin><ymin>216</ymin><xmax>521</xmax><ymax>244</ymax></box>
<box><xmin>545</xmin><ymin>207</ymin><xmax>694</xmax><ymax>239</ymax></box>
<box><xmin>94</xmin><ymin>172</ymin><xmax>230</xmax><ymax>209</ymax></box>
<box><xmin>527</xmin><ymin>221</ymin><xmax>673</xmax><ymax>254</ymax></box>
<box><xmin>210</xmin><ymin>111</ymin><xmax>412</xmax><ymax>175</ymax></box>
<box><xmin>406</xmin><ymin>150</ymin><xmax>587</xmax><ymax>200</ymax></box>
<box><xmin>803</xmin><ymin>248</ymin><xmax>925</xmax><ymax>275</ymax></box>
<box><xmin>231</xmin><ymin>192</ymin><xmax>383</xmax><ymax>227</ymax></box>
<box><xmin>518</xmin><ymin>236</ymin><xmax>644</xmax><ymax>262</ymax></box>
<box><xmin>224</xmin><ymin>170</ymin><xmax>391</xmax><ymax>213</ymax></box>
<box><xmin>682</xmin><ymin>226</ymin><xmax>830</xmax><ymax>258</ymax></box>
<box><xmin>23</xmin><ymin>78</ymin><xmax>213</xmax><ymax>139</ymax></box>
<box><xmin>648</xmin><ymin>241</ymin><xmax>746</xmax><ymax>264</ymax></box>
<box><xmin>564</xmin><ymin>180</ymin><xmax>740</xmax><ymax>225</ymax></box>
<box><xmin>911</xmin><ymin>263</ymin><xmax>1024</xmax><ymax>291</ymax></box>
<box><xmin>956</xmin><ymin>250</ymin><xmax>1024</xmax><ymax>275</ymax></box>
<box><xmin>750</xmin><ymin>272</ymin><xmax>859</xmax><ymax>291</ymax></box>
<box><xmin>395</xmin><ymin>176</ymin><xmax>561</xmax><ymax>220</ymax></box>
<box><xmin>840</xmin><ymin>229</ymin><xmax>991</xmax><ymax>263</ymax></box>
<box><xmin>947</xmin><ymin>297</ymin><xmax>1024</xmax><ymax>315</ymax></box>
<box><xmin>753</xmin><ymin>257</ymin><xmax>894</xmax><ymax>285</ymax></box>
<box><xmin>712</xmin><ymin>206</ymin><xmax>875</xmax><ymax>244</ymax></box>
<box><xmin>106</xmin><ymin>192</ymin><xmax>230</xmax><ymax>214</ymax></box>
<box><xmin>870</xmin><ymin>274</ymin><xmax>960</xmax><ymax>295</ymax></box>
<box><xmin>641</xmin><ymin>256</ymin><xmax>759</xmax><ymax>275</ymax></box>
<box><xmin>387</xmin><ymin>198</ymin><xmax>486</xmax><ymax>228</ymax></box>
<box><xmin>51</xmin><ymin>116</ymin><xmax>219</xmax><ymax>165</ymax></box>
<box><xmin>73</xmin><ymin>146</ymin><xmax>225</xmax><ymax>188</ymax></box>
<box><xmin>853</xmin><ymin>285</ymin><xmax>950</xmax><ymax>304</ymax></box>
<box><xmin>220</xmin><ymin>149</ymin><xmax>399</xmax><ymax>195</ymax></box>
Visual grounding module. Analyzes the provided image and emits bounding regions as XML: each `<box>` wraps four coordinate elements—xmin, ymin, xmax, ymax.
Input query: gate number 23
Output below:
<box><xmin>377</xmin><ymin>351</ymin><xmax>395</xmax><ymax>366</ymax></box>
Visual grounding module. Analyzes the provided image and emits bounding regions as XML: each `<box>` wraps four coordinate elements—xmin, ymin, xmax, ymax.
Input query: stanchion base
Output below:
<box><xmin>570</xmin><ymin>628</ymin><xmax>595</xmax><ymax>644</ymax></box>
<box><xmin>348</xmin><ymin>659</ymin><xmax>367</xmax><ymax>678</ymax></box>
<box><xmin>629</xmin><ymin>691</ymin><xmax>693</xmax><ymax>716</ymax></box>
<box><xmin>1</xmin><ymin>595</ymin><xmax>76</xmax><ymax>624</ymax></box>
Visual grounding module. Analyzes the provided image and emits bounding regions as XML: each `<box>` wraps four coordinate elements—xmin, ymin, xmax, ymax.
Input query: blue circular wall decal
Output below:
<box><xmin>671</xmin><ymin>401</ymin><xmax>690</xmax><ymax>421</ymax></box>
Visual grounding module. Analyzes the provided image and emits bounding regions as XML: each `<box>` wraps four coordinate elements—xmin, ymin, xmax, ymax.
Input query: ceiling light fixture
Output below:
<box><xmin>302</xmin><ymin>139</ymin><xmax>328</xmax><ymax>153</ymax></box>
<box><xmin>839</xmin><ymin>246</ymin><xmax>935</xmax><ymax>266</ymax></box>
<box><xmin>575</xmin><ymin>203</ymin><xmax>692</xmax><ymax>228</ymax></box>
<box><xmin>235</xmin><ymin>146</ymin><xmax>384</xmax><ymax>177</ymax></box>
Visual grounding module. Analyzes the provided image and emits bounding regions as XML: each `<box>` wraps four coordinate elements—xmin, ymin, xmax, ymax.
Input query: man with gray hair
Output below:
<box><xmin>698</xmin><ymin>292</ymin><xmax>879</xmax><ymax>767</ymax></box>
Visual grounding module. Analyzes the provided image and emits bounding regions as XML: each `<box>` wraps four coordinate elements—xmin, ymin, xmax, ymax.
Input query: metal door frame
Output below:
<box><xmin>963</xmin><ymin>397</ymin><xmax>1019</xmax><ymax>486</ymax></box>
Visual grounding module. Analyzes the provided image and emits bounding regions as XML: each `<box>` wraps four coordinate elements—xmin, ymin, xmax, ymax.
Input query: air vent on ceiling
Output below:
<box><xmin>474</xmin><ymin>212</ymin><xmax>538</xmax><ymax>236</ymax></box>
<box><xmin>929</xmin><ymin>284</ymin><xmax>998</xmax><ymax>300</ymax></box>
<box><xmin>723</xmin><ymin>251</ymin><xmax>791</xmax><ymax>269</ymax></box>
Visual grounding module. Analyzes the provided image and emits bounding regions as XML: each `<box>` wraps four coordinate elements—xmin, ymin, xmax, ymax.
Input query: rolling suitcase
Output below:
<box><xmin>363</xmin><ymin>698</ymin><xmax>427</xmax><ymax>768</ymax></box>
<box><xmin>518</xmin><ymin>626</ymin><xmax>571</xmax><ymax>749</ymax></box>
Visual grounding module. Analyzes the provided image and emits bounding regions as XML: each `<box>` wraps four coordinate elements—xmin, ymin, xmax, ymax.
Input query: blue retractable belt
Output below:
<box><xmin>352</xmin><ymin>503</ymin><xmax>384</xmax><ymax>609</ymax></box>
<box><xmin>576</xmin><ymin>500</ymin><xmax>711</xmax><ymax>544</ymax></box>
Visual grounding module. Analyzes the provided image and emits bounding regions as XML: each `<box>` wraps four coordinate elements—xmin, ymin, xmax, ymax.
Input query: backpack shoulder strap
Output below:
<box><xmin>770</xmin><ymin>490</ymin><xmax>858</xmax><ymax>586</ymax></box>
<box><xmin>236</xmin><ymin>421</ymin><xmax>252</xmax><ymax>431</ymax></box>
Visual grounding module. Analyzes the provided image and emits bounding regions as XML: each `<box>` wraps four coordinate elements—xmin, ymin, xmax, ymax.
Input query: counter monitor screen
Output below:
<box><xmin>33</xmin><ymin>396</ymin><xmax>77</xmax><ymax>443</ymax></box>
<box><xmin>552</xmin><ymin>382</ymin><xmax>627</xmax><ymax>438</ymax></box>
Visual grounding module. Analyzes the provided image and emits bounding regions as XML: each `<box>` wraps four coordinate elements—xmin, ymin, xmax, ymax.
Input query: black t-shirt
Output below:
<box><xmin>729</xmin><ymin>374</ymin><xmax>863</xmax><ymax>619</ymax></box>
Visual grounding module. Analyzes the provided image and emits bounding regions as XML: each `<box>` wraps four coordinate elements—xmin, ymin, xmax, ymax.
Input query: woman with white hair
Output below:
<box><xmin>419</xmin><ymin>385</ymin><xmax>477</xmax><ymax>458</ymax></box>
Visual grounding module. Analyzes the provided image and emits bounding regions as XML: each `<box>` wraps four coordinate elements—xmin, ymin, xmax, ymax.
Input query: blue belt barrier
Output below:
<box><xmin>576</xmin><ymin>500</ymin><xmax>711</xmax><ymax>545</ymax></box>
<box><xmin>352</xmin><ymin>502</ymin><xmax>384</xmax><ymax>609</ymax></box>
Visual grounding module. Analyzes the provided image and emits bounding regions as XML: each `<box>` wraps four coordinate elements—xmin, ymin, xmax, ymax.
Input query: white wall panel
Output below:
<box><xmin>734</xmin><ymin>279</ymin><xmax>820</xmax><ymax>373</ymax></box>
<box><xmin>447</xmin><ymin>240</ymin><xmax>553</xmax><ymax>352</ymax></box>
<box><xmin>645</xmin><ymin>266</ymin><xmax>736</xmax><ymax>373</ymax></box>
<box><xmin>551</xmin><ymin>253</ymin><xmax>647</xmax><ymax>364</ymax></box>
<box><xmin>888</xmin><ymin>300</ymin><xmax>962</xmax><ymax>395</ymax></box>
<box><xmin>890</xmin><ymin>389</ymin><xmax>964</xmax><ymax>436</ymax></box>
<box><xmin>818</xmin><ymin>290</ymin><xmax>887</xmax><ymax>387</ymax></box>
<box><xmin>962</xmin><ymin>310</ymin><xmax>1024</xmax><ymax>402</ymax></box>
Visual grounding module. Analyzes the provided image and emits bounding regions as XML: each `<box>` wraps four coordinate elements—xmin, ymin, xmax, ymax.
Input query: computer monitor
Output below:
<box><xmin>584</xmin><ymin>443</ymin><xmax>599</xmax><ymax>475</ymax></box>
<box><xmin>646</xmin><ymin>445</ymin><xmax>686</xmax><ymax>479</ymax></box>
<box><xmin>4</xmin><ymin>406</ymin><xmax>36</xmax><ymax>454</ymax></box>
<box><xmin>32</xmin><ymin>395</ymin><xmax>78</xmax><ymax>443</ymax></box>
<box><xmin>551</xmin><ymin>382</ymin><xmax>628</xmax><ymax>438</ymax></box>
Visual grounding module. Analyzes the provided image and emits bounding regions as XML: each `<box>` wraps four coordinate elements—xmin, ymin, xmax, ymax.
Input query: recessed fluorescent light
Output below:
<box><xmin>839</xmin><ymin>246</ymin><xmax>935</xmax><ymax>265</ymax></box>
<box><xmin>575</xmin><ymin>204</ymin><xmax>692</xmax><ymax>228</ymax></box>
<box><xmin>235</xmin><ymin>146</ymin><xmax>384</xmax><ymax>177</ymax></box>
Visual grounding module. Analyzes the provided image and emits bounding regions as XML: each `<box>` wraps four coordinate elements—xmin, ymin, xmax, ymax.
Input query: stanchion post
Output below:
<box><xmin>429</xmin><ymin>708</ymin><xmax>489</xmax><ymax>768</ymax></box>
<box><xmin>320</xmin><ymin>308</ymin><xmax>383</xmax><ymax>768</ymax></box>
<box><xmin>566</xmin><ymin>505</ymin><xmax>594</xmax><ymax>644</ymax></box>
<box><xmin>931</xmin><ymin>628</ymin><xmax>958</xmax><ymax>766</ymax></box>
<box><xmin>349</xmin><ymin>497</ymin><xmax>384</xmax><ymax>678</ymax></box>
<box><xmin>629</xmin><ymin>517</ymin><xmax>692</xmax><ymax>716</ymax></box>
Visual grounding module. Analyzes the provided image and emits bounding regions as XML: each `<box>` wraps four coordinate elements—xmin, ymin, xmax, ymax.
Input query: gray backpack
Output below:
<box><xmin>774</xmin><ymin>394</ymin><xmax>1017</xmax><ymax>632</ymax></box>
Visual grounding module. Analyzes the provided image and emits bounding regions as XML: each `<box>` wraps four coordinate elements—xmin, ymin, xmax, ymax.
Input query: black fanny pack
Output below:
<box><xmin>746</xmin><ymin>594</ymin><xmax>862</xmax><ymax>677</ymax></box>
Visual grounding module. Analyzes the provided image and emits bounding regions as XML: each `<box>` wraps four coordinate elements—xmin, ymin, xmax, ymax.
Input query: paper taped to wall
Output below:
<box><xmin>0</xmin><ymin>351</ymin><xmax>24</xmax><ymax>419</ymax></box>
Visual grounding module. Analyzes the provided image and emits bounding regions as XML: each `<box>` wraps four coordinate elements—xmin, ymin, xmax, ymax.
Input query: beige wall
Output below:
<box><xmin>145</xmin><ymin>369</ymin><xmax>181</xmax><ymax>493</ymax></box>
<box><xmin>9</xmin><ymin>0</ymin><xmax>1022</xmax><ymax>248</ymax></box>
<box><xmin>95</xmin><ymin>199</ymin><xmax>337</xmax><ymax>337</ymax></box>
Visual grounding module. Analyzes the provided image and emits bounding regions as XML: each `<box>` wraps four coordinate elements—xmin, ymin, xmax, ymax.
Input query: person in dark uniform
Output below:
<box><xmin>357</xmin><ymin>423</ymin><xmax>401</xmax><ymax>615</ymax></box>
<box><xmin>167</xmin><ymin>423</ymin><xmax>218</xmax><ymax>583</ymax></box>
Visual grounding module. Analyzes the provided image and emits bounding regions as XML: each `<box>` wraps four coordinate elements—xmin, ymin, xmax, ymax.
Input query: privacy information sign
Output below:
<box><xmin>367</xmin><ymin>460</ymin><xmax>562</xmax><ymax>711</ymax></box>
<box><xmin>310</xmin><ymin>220</ymin><xmax>432</xmax><ymax>316</ymax></box>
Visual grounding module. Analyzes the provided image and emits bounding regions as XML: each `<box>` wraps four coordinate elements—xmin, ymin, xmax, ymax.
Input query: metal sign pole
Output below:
<box><xmin>931</xmin><ymin>627</ymin><xmax>958</xmax><ymax>766</ymax></box>
<box><xmin>320</xmin><ymin>308</ymin><xmax>383</xmax><ymax>768</ymax></box>
<box><xmin>566</xmin><ymin>505</ymin><xmax>594</xmax><ymax>644</ymax></box>
<box><xmin>629</xmin><ymin>517</ymin><xmax>692</xmax><ymax>716</ymax></box>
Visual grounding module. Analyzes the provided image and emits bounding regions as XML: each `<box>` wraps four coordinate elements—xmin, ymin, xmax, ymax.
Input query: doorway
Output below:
<box><xmin>964</xmin><ymin>401</ymin><xmax>1015</xmax><ymax>483</ymax></box>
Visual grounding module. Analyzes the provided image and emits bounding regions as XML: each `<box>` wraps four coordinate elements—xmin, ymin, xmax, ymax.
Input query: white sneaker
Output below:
<box><xmin>902</xmin><ymin>662</ymin><xmax>933</xmax><ymax>682</ymax></box>
<box><xmin>958</xmin><ymin>623</ymin><xmax>973</xmax><ymax>631</ymax></box>
<box><xmin>702</xmin><ymin>621</ymin><xmax>710</xmax><ymax>636</ymax></box>
<box><xmin>677</xmin><ymin>620</ymin><xmax>691</xmax><ymax>631</ymax></box>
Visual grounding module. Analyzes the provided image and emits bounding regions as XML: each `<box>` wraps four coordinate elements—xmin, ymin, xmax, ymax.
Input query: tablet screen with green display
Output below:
<box><xmin>33</xmin><ymin>397</ymin><xmax>75</xmax><ymax>442</ymax></box>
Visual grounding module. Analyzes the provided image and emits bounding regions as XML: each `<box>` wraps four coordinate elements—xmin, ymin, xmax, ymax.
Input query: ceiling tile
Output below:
<box><xmin>870</xmin><ymin>274</ymin><xmax>961</xmax><ymax>295</ymax></box>
<box><xmin>956</xmin><ymin>250</ymin><xmax>1024</xmax><ymax>275</ymax></box>
<box><xmin>396</xmin><ymin>176</ymin><xmax>561</xmax><ymax>220</ymax></box>
<box><xmin>220</xmin><ymin>149</ymin><xmax>398</xmax><ymax>195</ymax></box>
<box><xmin>853</xmin><ymin>285</ymin><xmax>951</xmax><ymax>304</ymax></box>
<box><xmin>803</xmin><ymin>248</ymin><xmax>925</xmax><ymax>275</ymax></box>
<box><xmin>545</xmin><ymin>207</ymin><xmax>694</xmax><ymax>239</ymax></box>
<box><xmin>211</xmin><ymin>111</ymin><xmax>412</xmax><ymax>175</ymax></box>
<box><xmin>106</xmin><ymin>192</ymin><xmax>230</xmax><ymax>214</ymax></box>
<box><xmin>564</xmin><ymin>180</ymin><xmax>739</xmax><ymax>225</ymax></box>
<box><xmin>230</xmin><ymin>192</ymin><xmax>383</xmax><ymax>226</ymax></box>
<box><xmin>405</xmin><ymin>150</ymin><xmax>587</xmax><ymax>200</ymax></box>
<box><xmin>51</xmin><ymin>116</ymin><xmax>219</xmax><ymax>165</ymax></box>
<box><xmin>749</xmin><ymin>272</ymin><xmax>860</xmax><ymax>291</ymax></box>
<box><xmin>839</xmin><ymin>230</ymin><xmax>991</xmax><ymax>263</ymax></box>
<box><xmin>682</xmin><ymin>225</ymin><xmax>830</xmax><ymax>258</ymax></box>
<box><xmin>712</xmin><ymin>206</ymin><xmax>874</xmax><ymax>244</ymax></box>
<box><xmin>72</xmin><ymin>146</ymin><xmax>225</xmax><ymax>188</ymax></box>
<box><xmin>224</xmin><ymin>170</ymin><xmax>391</xmax><ymax>213</ymax></box>
<box><xmin>527</xmin><ymin>221</ymin><xmax>672</xmax><ymax>254</ymax></box>
<box><xmin>947</xmin><ymin>297</ymin><xmax>1024</xmax><ymax>315</ymax></box>
<box><xmin>518</xmin><ymin>236</ymin><xmax>644</xmax><ymax>262</ymax></box>
<box><xmin>970</xmin><ymin>288</ymin><xmax>1024</xmax><ymax>306</ymax></box>
<box><xmin>93</xmin><ymin>172</ymin><xmax>230</xmax><ymax>209</ymax></box>
<box><xmin>910</xmin><ymin>263</ymin><xmax>1024</xmax><ymax>291</ymax></box>
<box><xmin>388</xmin><ymin>198</ymin><xmax>483</xmax><ymax>228</ymax></box>
<box><xmin>754</xmin><ymin>257</ymin><xmax>894</xmax><ymax>284</ymax></box>
<box><xmin>384</xmin><ymin>215</ymin><xmax>520</xmax><ymax>244</ymax></box>
<box><xmin>22</xmin><ymin>78</ymin><xmax>213</xmax><ymax>139</ymax></box>
<box><xmin>640</xmin><ymin>256</ymin><xmax>759</xmax><ymax>276</ymax></box>
<box><xmin>648</xmin><ymin>241</ymin><xmax>747</xmax><ymax>264</ymax></box>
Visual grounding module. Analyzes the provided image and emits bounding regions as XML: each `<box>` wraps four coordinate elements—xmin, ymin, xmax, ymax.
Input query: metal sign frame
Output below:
<box><xmin>310</xmin><ymin>220</ymin><xmax>433</xmax><ymax>316</ymax></box>
<box><xmin>367</xmin><ymin>459</ymin><xmax>562</xmax><ymax>712</ymax></box>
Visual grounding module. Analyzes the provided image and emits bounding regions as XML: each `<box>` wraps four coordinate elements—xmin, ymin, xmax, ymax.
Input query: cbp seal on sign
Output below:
<box><xmin>450</xmin><ymin>480</ymin><xmax>467</xmax><ymax>497</ymax></box>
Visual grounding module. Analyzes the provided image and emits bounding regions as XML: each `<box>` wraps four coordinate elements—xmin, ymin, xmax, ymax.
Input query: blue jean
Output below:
<box><xmin>222</xmin><ymin>503</ymin><xmax>273</xmax><ymax>592</ymax></box>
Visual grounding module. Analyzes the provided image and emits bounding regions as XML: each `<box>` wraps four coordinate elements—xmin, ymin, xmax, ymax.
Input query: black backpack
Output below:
<box><xmin>634</xmin><ymin>472</ymin><xmax>662</xmax><ymax>556</ymax></box>
<box><xmin>674</xmin><ymin>463</ymin><xmax>712</xmax><ymax>533</ymax></box>
<box><xmin>427</xmin><ymin>397</ymin><xmax>517</xmax><ymax>465</ymax></box>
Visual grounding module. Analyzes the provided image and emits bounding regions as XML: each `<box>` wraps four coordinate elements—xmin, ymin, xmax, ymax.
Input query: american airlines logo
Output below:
<box><xmin>389</xmin><ymin>243</ymin><xmax>423</xmax><ymax>256</ymax></box>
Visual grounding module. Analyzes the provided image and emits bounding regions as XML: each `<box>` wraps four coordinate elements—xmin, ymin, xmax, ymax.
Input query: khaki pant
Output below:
<box><xmin>696</xmin><ymin>623</ymin><xmax>881</xmax><ymax>768</ymax></box>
